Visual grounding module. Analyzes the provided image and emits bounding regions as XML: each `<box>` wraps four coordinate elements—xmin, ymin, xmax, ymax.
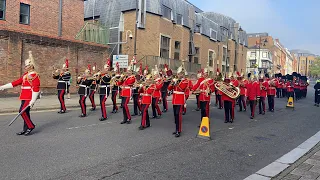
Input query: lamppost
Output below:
<box><xmin>256</xmin><ymin>36</ymin><xmax>268</xmax><ymax>73</ymax></box>
<box><xmin>220</xmin><ymin>26</ymin><xmax>243</xmax><ymax>74</ymax></box>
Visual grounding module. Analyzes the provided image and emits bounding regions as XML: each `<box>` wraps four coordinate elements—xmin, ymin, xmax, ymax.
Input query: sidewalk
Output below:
<box><xmin>0</xmin><ymin>94</ymin><xmax>186</xmax><ymax>114</ymax></box>
<box><xmin>278</xmin><ymin>145</ymin><xmax>320</xmax><ymax>180</ymax></box>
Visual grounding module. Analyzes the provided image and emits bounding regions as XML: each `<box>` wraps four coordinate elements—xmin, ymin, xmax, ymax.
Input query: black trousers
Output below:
<box><xmin>315</xmin><ymin>91</ymin><xmax>318</xmax><ymax>103</ymax></box>
<box><xmin>238</xmin><ymin>95</ymin><xmax>246</xmax><ymax>111</ymax></box>
<box><xmin>152</xmin><ymin>97</ymin><xmax>161</xmax><ymax>117</ymax></box>
<box><xmin>294</xmin><ymin>89</ymin><xmax>300</xmax><ymax>100</ymax></box>
<box><xmin>121</xmin><ymin>97</ymin><xmax>131</xmax><ymax>121</ymax></box>
<box><xmin>111</xmin><ymin>90</ymin><xmax>118</xmax><ymax>111</ymax></box>
<box><xmin>79</xmin><ymin>95</ymin><xmax>87</xmax><ymax>115</ymax></box>
<box><xmin>132</xmin><ymin>94</ymin><xmax>141</xmax><ymax>115</ymax></box>
<box><xmin>259</xmin><ymin>97</ymin><xmax>266</xmax><ymax>113</ymax></box>
<box><xmin>200</xmin><ymin>101</ymin><xmax>210</xmax><ymax>121</ymax></box>
<box><xmin>173</xmin><ymin>105</ymin><xmax>183</xmax><ymax>133</ymax></box>
<box><xmin>19</xmin><ymin>100</ymin><xmax>35</xmax><ymax>130</ymax></box>
<box><xmin>216</xmin><ymin>95</ymin><xmax>222</xmax><ymax>108</ymax></box>
<box><xmin>276</xmin><ymin>88</ymin><xmax>281</xmax><ymax>98</ymax></box>
<box><xmin>141</xmin><ymin>104</ymin><xmax>150</xmax><ymax>127</ymax></box>
<box><xmin>249</xmin><ymin>100</ymin><xmax>256</xmax><ymax>117</ymax></box>
<box><xmin>161</xmin><ymin>91</ymin><xmax>168</xmax><ymax>111</ymax></box>
<box><xmin>58</xmin><ymin>89</ymin><xmax>66</xmax><ymax>111</ymax></box>
<box><xmin>267</xmin><ymin>95</ymin><xmax>275</xmax><ymax>111</ymax></box>
<box><xmin>99</xmin><ymin>95</ymin><xmax>107</xmax><ymax>118</ymax></box>
<box><xmin>282</xmin><ymin>89</ymin><xmax>287</xmax><ymax>98</ymax></box>
<box><xmin>224</xmin><ymin>100</ymin><xmax>233</xmax><ymax>122</ymax></box>
<box><xmin>196</xmin><ymin>95</ymin><xmax>200</xmax><ymax>109</ymax></box>
<box><xmin>89</xmin><ymin>90</ymin><xmax>96</xmax><ymax>108</ymax></box>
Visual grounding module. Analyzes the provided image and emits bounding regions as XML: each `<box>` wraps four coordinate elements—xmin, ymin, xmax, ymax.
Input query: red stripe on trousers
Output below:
<box><xmin>141</xmin><ymin>104</ymin><xmax>149</xmax><ymax>127</ymax></box>
<box><xmin>21</xmin><ymin>100</ymin><xmax>34</xmax><ymax>129</ymax></box>
<box><xmin>155</xmin><ymin>97</ymin><xmax>162</xmax><ymax>115</ymax></box>
<box><xmin>124</xmin><ymin>97</ymin><xmax>131</xmax><ymax>120</ymax></box>
<box><xmin>80</xmin><ymin>96</ymin><xmax>86</xmax><ymax>114</ymax></box>
<box><xmin>89</xmin><ymin>91</ymin><xmax>96</xmax><ymax>108</ymax></box>
<box><xmin>60</xmin><ymin>90</ymin><xmax>66</xmax><ymax>111</ymax></box>
<box><xmin>179</xmin><ymin>105</ymin><xmax>182</xmax><ymax>133</ymax></box>
<box><xmin>101</xmin><ymin>95</ymin><xmax>107</xmax><ymax>118</ymax></box>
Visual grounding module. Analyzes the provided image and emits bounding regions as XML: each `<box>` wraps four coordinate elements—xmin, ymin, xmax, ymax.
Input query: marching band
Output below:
<box><xmin>0</xmin><ymin>53</ymin><xmax>313</xmax><ymax>137</ymax></box>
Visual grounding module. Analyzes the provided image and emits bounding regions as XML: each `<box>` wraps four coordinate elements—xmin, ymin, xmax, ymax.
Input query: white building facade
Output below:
<box><xmin>246</xmin><ymin>48</ymin><xmax>273</xmax><ymax>75</ymax></box>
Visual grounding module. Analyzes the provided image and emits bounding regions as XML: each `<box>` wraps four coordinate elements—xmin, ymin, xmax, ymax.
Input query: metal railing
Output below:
<box><xmin>139</xmin><ymin>56</ymin><xmax>201</xmax><ymax>74</ymax></box>
<box><xmin>75</xmin><ymin>22</ymin><xmax>110</xmax><ymax>45</ymax></box>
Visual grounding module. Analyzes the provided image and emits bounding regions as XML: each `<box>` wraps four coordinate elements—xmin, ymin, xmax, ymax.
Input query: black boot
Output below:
<box><xmin>195</xmin><ymin>108</ymin><xmax>200</xmax><ymax>111</ymax></box>
<box><xmin>120</xmin><ymin>120</ymin><xmax>127</xmax><ymax>124</ymax></box>
<box><xmin>90</xmin><ymin>107</ymin><xmax>96</xmax><ymax>111</ymax></box>
<box><xmin>24</xmin><ymin>128</ymin><xmax>34</xmax><ymax>136</ymax></box>
<box><xmin>138</xmin><ymin>126</ymin><xmax>145</xmax><ymax>130</ymax></box>
<box><xmin>58</xmin><ymin>110</ymin><xmax>66</xmax><ymax>114</ymax></box>
<box><xmin>99</xmin><ymin>117</ymin><xmax>108</xmax><ymax>121</ymax></box>
<box><xmin>175</xmin><ymin>132</ymin><xmax>180</xmax><ymax>137</ymax></box>
<box><xmin>79</xmin><ymin>114</ymin><xmax>86</xmax><ymax>118</ymax></box>
<box><xmin>16</xmin><ymin>130</ymin><xmax>26</xmax><ymax>135</ymax></box>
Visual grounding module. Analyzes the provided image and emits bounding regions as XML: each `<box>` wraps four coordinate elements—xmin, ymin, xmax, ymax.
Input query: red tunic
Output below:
<box><xmin>11</xmin><ymin>71</ymin><xmax>41</xmax><ymax>100</ymax></box>
<box><xmin>260</xmin><ymin>81</ymin><xmax>269</xmax><ymax>97</ymax></box>
<box><xmin>267</xmin><ymin>79</ymin><xmax>277</xmax><ymax>96</ymax></box>
<box><xmin>239</xmin><ymin>80</ymin><xmax>247</xmax><ymax>96</ymax></box>
<box><xmin>168</xmin><ymin>79</ymin><xmax>189</xmax><ymax>105</ymax></box>
<box><xmin>152</xmin><ymin>78</ymin><xmax>163</xmax><ymax>98</ymax></box>
<box><xmin>141</xmin><ymin>85</ymin><xmax>154</xmax><ymax>105</ymax></box>
<box><xmin>192</xmin><ymin>78</ymin><xmax>215</xmax><ymax>101</ymax></box>
<box><xmin>286</xmin><ymin>82</ymin><xmax>294</xmax><ymax>92</ymax></box>
<box><xmin>246</xmin><ymin>81</ymin><xmax>260</xmax><ymax>100</ymax></box>
<box><xmin>117</xmin><ymin>75</ymin><xmax>136</xmax><ymax>97</ymax></box>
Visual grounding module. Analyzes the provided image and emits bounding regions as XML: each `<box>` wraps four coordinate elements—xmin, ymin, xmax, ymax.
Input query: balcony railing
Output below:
<box><xmin>140</xmin><ymin>56</ymin><xmax>201</xmax><ymax>74</ymax></box>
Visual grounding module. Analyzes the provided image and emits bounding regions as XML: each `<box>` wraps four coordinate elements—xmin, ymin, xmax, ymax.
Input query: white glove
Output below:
<box><xmin>173</xmin><ymin>78</ymin><xmax>177</xmax><ymax>83</ymax></box>
<box><xmin>121</xmin><ymin>74</ymin><xmax>124</xmax><ymax>78</ymax></box>
<box><xmin>139</xmin><ymin>84</ymin><xmax>143</xmax><ymax>88</ymax></box>
<box><xmin>29</xmin><ymin>91</ymin><xmax>40</xmax><ymax>108</ymax></box>
<box><xmin>0</xmin><ymin>83</ymin><xmax>13</xmax><ymax>91</ymax></box>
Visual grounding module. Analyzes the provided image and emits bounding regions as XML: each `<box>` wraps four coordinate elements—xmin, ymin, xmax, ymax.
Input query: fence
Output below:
<box><xmin>139</xmin><ymin>56</ymin><xmax>201</xmax><ymax>74</ymax></box>
<box><xmin>75</xmin><ymin>22</ymin><xmax>110</xmax><ymax>45</ymax></box>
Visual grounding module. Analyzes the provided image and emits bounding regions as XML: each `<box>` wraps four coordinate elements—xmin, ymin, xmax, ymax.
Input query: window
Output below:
<box><xmin>160</xmin><ymin>35</ymin><xmax>170</xmax><ymax>59</ymax></box>
<box><xmin>20</xmin><ymin>3</ymin><xmax>30</xmax><ymax>25</ymax></box>
<box><xmin>0</xmin><ymin>0</ymin><xmax>5</xmax><ymax>20</ymax></box>
<box><xmin>138</xmin><ymin>0</ymin><xmax>146</xmax><ymax>28</ymax></box>
<box><xmin>262</xmin><ymin>61</ymin><xmax>267</xmax><ymax>68</ymax></box>
<box><xmin>176</xmin><ymin>14</ymin><xmax>183</xmax><ymax>25</ymax></box>
<box><xmin>162</xmin><ymin>5</ymin><xmax>172</xmax><ymax>20</ymax></box>
<box><xmin>209</xmin><ymin>51</ymin><xmax>214</xmax><ymax>67</ymax></box>
<box><xmin>262</xmin><ymin>52</ymin><xmax>267</xmax><ymax>58</ymax></box>
<box><xmin>195</xmin><ymin>24</ymin><xmax>201</xmax><ymax>33</ymax></box>
<box><xmin>174</xmin><ymin>41</ymin><xmax>180</xmax><ymax>60</ymax></box>
<box><xmin>210</xmin><ymin>28</ymin><xmax>217</xmax><ymax>41</ymax></box>
<box><xmin>251</xmin><ymin>52</ymin><xmax>256</xmax><ymax>57</ymax></box>
<box><xmin>194</xmin><ymin>47</ymin><xmax>200</xmax><ymax>64</ymax></box>
<box><xmin>250</xmin><ymin>60</ymin><xmax>256</xmax><ymax>67</ymax></box>
<box><xmin>223</xmin><ymin>47</ymin><xmax>227</xmax><ymax>62</ymax></box>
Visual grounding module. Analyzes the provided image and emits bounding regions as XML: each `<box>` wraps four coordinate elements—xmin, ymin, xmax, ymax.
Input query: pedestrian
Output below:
<box><xmin>0</xmin><ymin>51</ymin><xmax>40</xmax><ymax>136</ymax></box>
<box><xmin>314</xmin><ymin>80</ymin><xmax>320</xmax><ymax>107</ymax></box>
<box><xmin>52</xmin><ymin>59</ymin><xmax>71</xmax><ymax>114</ymax></box>
<box><xmin>77</xmin><ymin>65</ymin><xmax>94</xmax><ymax>117</ymax></box>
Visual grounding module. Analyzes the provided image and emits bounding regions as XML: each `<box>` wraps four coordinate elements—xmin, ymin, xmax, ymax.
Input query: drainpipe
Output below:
<box><xmin>58</xmin><ymin>0</ymin><xmax>63</xmax><ymax>37</ymax></box>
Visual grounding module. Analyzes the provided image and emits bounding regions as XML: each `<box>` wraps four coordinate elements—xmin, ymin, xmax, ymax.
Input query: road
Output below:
<box><xmin>0</xmin><ymin>87</ymin><xmax>319</xmax><ymax>180</ymax></box>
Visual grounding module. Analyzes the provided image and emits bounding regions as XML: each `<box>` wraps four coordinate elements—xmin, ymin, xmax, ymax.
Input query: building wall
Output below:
<box><xmin>298</xmin><ymin>56</ymin><xmax>316</xmax><ymax>76</ymax></box>
<box><xmin>1</xmin><ymin>0</ymin><xmax>84</xmax><ymax>40</ymax></box>
<box><xmin>0</xmin><ymin>33</ymin><xmax>108</xmax><ymax>96</ymax></box>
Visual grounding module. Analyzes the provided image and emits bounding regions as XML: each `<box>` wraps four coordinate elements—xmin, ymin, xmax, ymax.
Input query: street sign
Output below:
<box><xmin>113</xmin><ymin>55</ymin><xmax>128</xmax><ymax>68</ymax></box>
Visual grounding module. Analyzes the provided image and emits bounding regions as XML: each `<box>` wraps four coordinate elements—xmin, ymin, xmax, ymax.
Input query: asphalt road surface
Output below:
<box><xmin>0</xmin><ymin>87</ymin><xmax>319</xmax><ymax>180</ymax></box>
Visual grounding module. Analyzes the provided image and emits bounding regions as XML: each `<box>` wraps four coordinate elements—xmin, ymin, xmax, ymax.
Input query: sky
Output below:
<box><xmin>188</xmin><ymin>0</ymin><xmax>320</xmax><ymax>55</ymax></box>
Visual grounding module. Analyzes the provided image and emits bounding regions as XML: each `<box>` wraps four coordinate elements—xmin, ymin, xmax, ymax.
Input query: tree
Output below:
<box><xmin>310</xmin><ymin>58</ymin><xmax>320</xmax><ymax>77</ymax></box>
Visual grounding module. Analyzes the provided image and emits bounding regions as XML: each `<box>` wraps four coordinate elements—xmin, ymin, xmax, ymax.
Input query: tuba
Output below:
<box><xmin>215</xmin><ymin>82</ymin><xmax>240</xmax><ymax>99</ymax></box>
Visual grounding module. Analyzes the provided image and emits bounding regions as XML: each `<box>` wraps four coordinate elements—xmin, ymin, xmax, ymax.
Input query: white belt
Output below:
<box><xmin>100</xmin><ymin>85</ymin><xmax>110</xmax><ymax>88</ymax></box>
<box><xmin>58</xmin><ymin>81</ymin><xmax>67</xmax><ymax>83</ymax></box>
<box><xmin>21</xmin><ymin>86</ymin><xmax>32</xmax><ymax>89</ymax></box>
<box><xmin>79</xmin><ymin>85</ymin><xmax>87</xmax><ymax>88</ymax></box>
<box><xmin>142</xmin><ymin>94</ymin><xmax>151</xmax><ymax>96</ymax></box>
<box><xmin>173</xmin><ymin>91</ymin><xmax>185</xmax><ymax>95</ymax></box>
<box><xmin>122</xmin><ymin>86</ymin><xmax>131</xmax><ymax>89</ymax></box>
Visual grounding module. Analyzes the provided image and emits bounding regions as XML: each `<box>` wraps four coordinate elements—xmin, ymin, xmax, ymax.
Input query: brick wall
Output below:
<box><xmin>0</xmin><ymin>32</ymin><xmax>109</xmax><ymax>96</ymax></box>
<box><xmin>1</xmin><ymin>0</ymin><xmax>84</xmax><ymax>40</ymax></box>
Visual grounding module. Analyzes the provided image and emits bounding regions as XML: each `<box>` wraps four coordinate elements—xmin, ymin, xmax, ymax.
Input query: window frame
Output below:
<box><xmin>159</xmin><ymin>35</ymin><xmax>171</xmax><ymax>59</ymax></box>
<box><xmin>210</xmin><ymin>28</ymin><xmax>217</xmax><ymax>41</ymax></box>
<box><xmin>174</xmin><ymin>41</ymin><xmax>181</xmax><ymax>60</ymax></box>
<box><xmin>262</xmin><ymin>52</ymin><xmax>268</xmax><ymax>58</ymax></box>
<box><xmin>208</xmin><ymin>50</ymin><xmax>214</xmax><ymax>67</ymax></box>
<box><xmin>251</xmin><ymin>52</ymin><xmax>256</xmax><ymax>57</ymax></box>
<box><xmin>194</xmin><ymin>47</ymin><xmax>200</xmax><ymax>64</ymax></box>
<box><xmin>176</xmin><ymin>13</ymin><xmax>183</xmax><ymax>25</ymax></box>
<box><xmin>195</xmin><ymin>24</ymin><xmax>201</xmax><ymax>33</ymax></box>
<box><xmin>20</xmin><ymin>3</ymin><xmax>30</xmax><ymax>25</ymax></box>
<box><xmin>0</xmin><ymin>0</ymin><xmax>5</xmax><ymax>20</ymax></box>
<box><xmin>162</xmin><ymin>5</ymin><xmax>172</xmax><ymax>20</ymax></box>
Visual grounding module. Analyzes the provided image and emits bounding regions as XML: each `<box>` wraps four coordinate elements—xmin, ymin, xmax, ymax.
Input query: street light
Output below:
<box><xmin>220</xmin><ymin>26</ymin><xmax>243</xmax><ymax>73</ymax></box>
<box><xmin>256</xmin><ymin>36</ymin><xmax>268</xmax><ymax>70</ymax></box>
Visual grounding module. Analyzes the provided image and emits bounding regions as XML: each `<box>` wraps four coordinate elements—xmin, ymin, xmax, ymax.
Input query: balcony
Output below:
<box><xmin>140</xmin><ymin>56</ymin><xmax>201</xmax><ymax>74</ymax></box>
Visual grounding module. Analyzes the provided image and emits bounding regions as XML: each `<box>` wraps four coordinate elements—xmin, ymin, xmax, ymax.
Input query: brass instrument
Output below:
<box><xmin>215</xmin><ymin>81</ymin><xmax>240</xmax><ymax>99</ymax></box>
<box><xmin>260</xmin><ymin>82</ymin><xmax>267</xmax><ymax>90</ymax></box>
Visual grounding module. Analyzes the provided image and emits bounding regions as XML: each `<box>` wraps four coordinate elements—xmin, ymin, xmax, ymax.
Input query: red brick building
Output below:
<box><xmin>0</xmin><ymin>0</ymin><xmax>109</xmax><ymax>95</ymax></box>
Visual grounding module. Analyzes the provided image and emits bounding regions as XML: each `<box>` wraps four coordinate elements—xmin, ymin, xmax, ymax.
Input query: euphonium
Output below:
<box><xmin>214</xmin><ymin>82</ymin><xmax>240</xmax><ymax>99</ymax></box>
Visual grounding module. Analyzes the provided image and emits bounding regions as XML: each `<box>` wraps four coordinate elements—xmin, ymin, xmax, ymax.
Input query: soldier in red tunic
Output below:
<box><xmin>266</xmin><ymin>73</ymin><xmax>277</xmax><ymax>112</ymax></box>
<box><xmin>246</xmin><ymin>73</ymin><xmax>260</xmax><ymax>119</ymax></box>
<box><xmin>0</xmin><ymin>51</ymin><xmax>40</xmax><ymax>136</ymax></box>
<box><xmin>286</xmin><ymin>75</ymin><xmax>294</xmax><ymax>100</ymax></box>
<box><xmin>220</xmin><ymin>72</ymin><xmax>237</xmax><ymax>123</ymax></box>
<box><xmin>237</xmin><ymin>72</ymin><xmax>247</xmax><ymax>112</ymax></box>
<box><xmin>52</xmin><ymin>59</ymin><xmax>71</xmax><ymax>114</ymax></box>
<box><xmin>168</xmin><ymin>64</ymin><xmax>189</xmax><ymax>137</ymax></box>
<box><xmin>139</xmin><ymin>74</ymin><xmax>154</xmax><ymax>130</ymax></box>
<box><xmin>192</xmin><ymin>66</ymin><xmax>215</xmax><ymax>126</ymax></box>
<box><xmin>151</xmin><ymin>66</ymin><xmax>163</xmax><ymax>119</ymax></box>
<box><xmin>117</xmin><ymin>63</ymin><xmax>136</xmax><ymax>124</ymax></box>
<box><xmin>259</xmin><ymin>73</ymin><xmax>269</xmax><ymax>115</ymax></box>
<box><xmin>182</xmin><ymin>71</ymin><xmax>193</xmax><ymax>115</ymax></box>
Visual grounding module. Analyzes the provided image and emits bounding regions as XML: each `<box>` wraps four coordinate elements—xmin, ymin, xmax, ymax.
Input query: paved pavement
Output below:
<box><xmin>0</xmin><ymin>87</ymin><xmax>319</xmax><ymax>180</ymax></box>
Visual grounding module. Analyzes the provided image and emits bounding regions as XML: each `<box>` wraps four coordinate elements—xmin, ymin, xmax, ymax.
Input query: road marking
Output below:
<box><xmin>131</xmin><ymin>154</ymin><xmax>142</xmax><ymax>158</ymax></box>
<box><xmin>66</xmin><ymin>121</ymin><xmax>113</xmax><ymax>130</ymax></box>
